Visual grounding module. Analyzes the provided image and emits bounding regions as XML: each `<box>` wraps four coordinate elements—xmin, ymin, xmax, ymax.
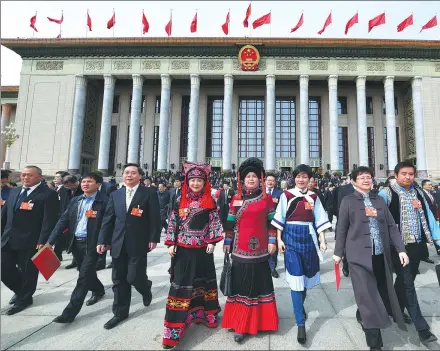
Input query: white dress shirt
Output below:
<box><xmin>21</xmin><ymin>182</ymin><xmax>41</xmax><ymax>196</ymax></box>
<box><xmin>125</xmin><ymin>183</ymin><xmax>140</xmax><ymax>211</ymax></box>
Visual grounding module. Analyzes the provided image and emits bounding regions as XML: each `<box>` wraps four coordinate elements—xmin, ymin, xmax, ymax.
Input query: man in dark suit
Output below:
<box><xmin>97</xmin><ymin>163</ymin><xmax>161</xmax><ymax>329</ymax></box>
<box><xmin>217</xmin><ymin>181</ymin><xmax>235</xmax><ymax>229</ymax></box>
<box><xmin>168</xmin><ymin>177</ymin><xmax>182</xmax><ymax>218</ymax></box>
<box><xmin>265</xmin><ymin>173</ymin><xmax>283</xmax><ymax>278</ymax></box>
<box><xmin>324</xmin><ymin>183</ymin><xmax>336</xmax><ymax>231</ymax></box>
<box><xmin>47</xmin><ymin>172</ymin><xmax>108</xmax><ymax>322</ymax></box>
<box><xmin>157</xmin><ymin>182</ymin><xmax>170</xmax><ymax>232</ymax></box>
<box><xmin>336</xmin><ymin>181</ymin><xmax>355</xmax><ymax>277</ymax></box>
<box><xmin>1</xmin><ymin>165</ymin><xmax>59</xmax><ymax>315</ymax></box>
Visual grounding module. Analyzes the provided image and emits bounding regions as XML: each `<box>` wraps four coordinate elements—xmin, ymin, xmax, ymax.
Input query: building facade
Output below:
<box><xmin>1</xmin><ymin>37</ymin><xmax>440</xmax><ymax>178</ymax></box>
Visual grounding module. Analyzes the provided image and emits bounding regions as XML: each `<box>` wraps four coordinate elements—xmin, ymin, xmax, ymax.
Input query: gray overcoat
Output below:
<box><xmin>335</xmin><ymin>190</ymin><xmax>407</xmax><ymax>331</ymax></box>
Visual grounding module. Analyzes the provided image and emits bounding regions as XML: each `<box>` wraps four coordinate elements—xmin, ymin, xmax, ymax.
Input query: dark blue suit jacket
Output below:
<box><xmin>48</xmin><ymin>190</ymin><xmax>109</xmax><ymax>253</ymax></box>
<box><xmin>97</xmin><ymin>186</ymin><xmax>161</xmax><ymax>258</ymax></box>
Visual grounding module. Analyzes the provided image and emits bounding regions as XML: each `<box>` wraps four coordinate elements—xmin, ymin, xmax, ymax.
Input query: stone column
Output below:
<box><xmin>384</xmin><ymin>76</ymin><xmax>398</xmax><ymax>175</ymax></box>
<box><xmin>222</xmin><ymin>74</ymin><xmax>234</xmax><ymax>171</ymax></box>
<box><xmin>187</xmin><ymin>74</ymin><xmax>200</xmax><ymax>162</ymax></box>
<box><xmin>157</xmin><ymin>74</ymin><xmax>172</xmax><ymax>171</ymax></box>
<box><xmin>265</xmin><ymin>74</ymin><xmax>276</xmax><ymax>171</ymax></box>
<box><xmin>412</xmin><ymin>76</ymin><xmax>428</xmax><ymax>178</ymax></box>
<box><xmin>328</xmin><ymin>75</ymin><xmax>339</xmax><ymax>171</ymax></box>
<box><xmin>68</xmin><ymin>75</ymin><xmax>87</xmax><ymax>174</ymax></box>
<box><xmin>356</xmin><ymin>76</ymin><xmax>369</xmax><ymax>167</ymax></box>
<box><xmin>299</xmin><ymin>75</ymin><xmax>309</xmax><ymax>165</ymax></box>
<box><xmin>127</xmin><ymin>74</ymin><xmax>144</xmax><ymax>164</ymax></box>
<box><xmin>97</xmin><ymin>74</ymin><xmax>116</xmax><ymax>175</ymax></box>
<box><xmin>1</xmin><ymin>104</ymin><xmax>11</xmax><ymax>165</ymax></box>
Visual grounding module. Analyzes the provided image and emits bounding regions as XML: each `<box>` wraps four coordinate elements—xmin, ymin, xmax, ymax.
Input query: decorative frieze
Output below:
<box><xmin>142</xmin><ymin>60</ymin><xmax>161</xmax><ymax>70</ymax></box>
<box><xmin>199</xmin><ymin>60</ymin><xmax>224</xmax><ymax>70</ymax></box>
<box><xmin>338</xmin><ymin>61</ymin><xmax>357</xmax><ymax>71</ymax></box>
<box><xmin>435</xmin><ymin>62</ymin><xmax>440</xmax><ymax>72</ymax></box>
<box><xmin>84</xmin><ymin>60</ymin><xmax>104</xmax><ymax>71</ymax></box>
<box><xmin>394</xmin><ymin>61</ymin><xmax>413</xmax><ymax>72</ymax></box>
<box><xmin>233</xmin><ymin>59</ymin><xmax>266</xmax><ymax>71</ymax></box>
<box><xmin>366</xmin><ymin>61</ymin><xmax>386</xmax><ymax>72</ymax></box>
<box><xmin>35</xmin><ymin>60</ymin><xmax>64</xmax><ymax>71</ymax></box>
<box><xmin>275</xmin><ymin>60</ymin><xmax>299</xmax><ymax>71</ymax></box>
<box><xmin>309</xmin><ymin>60</ymin><xmax>328</xmax><ymax>71</ymax></box>
<box><xmin>171</xmin><ymin>60</ymin><xmax>190</xmax><ymax>70</ymax></box>
<box><xmin>113</xmin><ymin>60</ymin><xmax>132</xmax><ymax>70</ymax></box>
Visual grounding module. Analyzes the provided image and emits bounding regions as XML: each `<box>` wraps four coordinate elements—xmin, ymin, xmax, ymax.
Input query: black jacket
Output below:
<box><xmin>336</xmin><ymin>183</ymin><xmax>355</xmax><ymax>218</ymax></box>
<box><xmin>97</xmin><ymin>186</ymin><xmax>161</xmax><ymax>258</ymax></box>
<box><xmin>157</xmin><ymin>189</ymin><xmax>171</xmax><ymax>221</ymax></box>
<box><xmin>1</xmin><ymin>184</ymin><xmax>59</xmax><ymax>250</ymax></box>
<box><xmin>47</xmin><ymin>190</ymin><xmax>109</xmax><ymax>252</ymax></box>
<box><xmin>57</xmin><ymin>186</ymin><xmax>83</xmax><ymax>217</ymax></box>
<box><xmin>168</xmin><ymin>187</ymin><xmax>181</xmax><ymax>217</ymax></box>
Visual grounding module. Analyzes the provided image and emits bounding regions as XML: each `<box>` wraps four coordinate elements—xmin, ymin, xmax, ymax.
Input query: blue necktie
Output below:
<box><xmin>15</xmin><ymin>188</ymin><xmax>30</xmax><ymax>210</ymax></box>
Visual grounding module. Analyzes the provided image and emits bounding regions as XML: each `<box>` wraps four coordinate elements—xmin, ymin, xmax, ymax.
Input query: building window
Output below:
<box><xmin>367</xmin><ymin>127</ymin><xmax>375</xmax><ymax>173</ymax></box>
<box><xmin>309</xmin><ymin>97</ymin><xmax>322</xmax><ymax>159</ymax></box>
<box><xmin>366</xmin><ymin>97</ymin><xmax>373</xmax><ymax>115</ymax></box>
<box><xmin>155</xmin><ymin>96</ymin><xmax>161</xmax><ymax>114</ymax></box>
<box><xmin>337</xmin><ymin>96</ymin><xmax>347</xmax><ymax>115</ymax></box>
<box><xmin>382</xmin><ymin>96</ymin><xmax>398</xmax><ymax>115</ymax></box>
<box><xmin>179</xmin><ymin>96</ymin><xmax>190</xmax><ymax>158</ymax></box>
<box><xmin>238</xmin><ymin>98</ymin><xmax>265</xmax><ymax>159</ymax></box>
<box><xmin>275</xmin><ymin>98</ymin><xmax>296</xmax><ymax>158</ymax></box>
<box><xmin>384</xmin><ymin>127</ymin><xmax>401</xmax><ymax>168</ymax></box>
<box><xmin>112</xmin><ymin>95</ymin><xmax>120</xmax><ymax>114</ymax></box>
<box><xmin>206</xmin><ymin>97</ymin><xmax>224</xmax><ymax>158</ymax></box>
<box><xmin>129</xmin><ymin>95</ymin><xmax>146</xmax><ymax>113</ymax></box>
<box><xmin>152</xmin><ymin>126</ymin><xmax>160</xmax><ymax>171</ymax></box>
<box><xmin>108</xmin><ymin>126</ymin><xmax>117</xmax><ymax>175</ymax></box>
<box><xmin>338</xmin><ymin>127</ymin><xmax>349</xmax><ymax>175</ymax></box>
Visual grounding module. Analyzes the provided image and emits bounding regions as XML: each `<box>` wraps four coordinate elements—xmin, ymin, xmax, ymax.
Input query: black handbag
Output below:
<box><xmin>220</xmin><ymin>253</ymin><xmax>233</xmax><ymax>296</ymax></box>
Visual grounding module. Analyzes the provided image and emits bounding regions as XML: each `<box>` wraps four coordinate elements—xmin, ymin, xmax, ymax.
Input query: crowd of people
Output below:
<box><xmin>1</xmin><ymin>159</ymin><xmax>440</xmax><ymax>351</ymax></box>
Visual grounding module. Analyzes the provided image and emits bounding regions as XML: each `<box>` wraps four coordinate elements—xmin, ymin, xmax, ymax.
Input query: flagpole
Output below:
<box><xmin>113</xmin><ymin>8</ymin><xmax>115</xmax><ymax>38</ymax></box>
<box><xmin>229</xmin><ymin>8</ymin><xmax>231</xmax><ymax>37</ymax></box>
<box><xmin>142</xmin><ymin>9</ymin><xmax>144</xmax><ymax>37</ymax></box>
<box><xmin>269</xmin><ymin>10</ymin><xmax>272</xmax><ymax>37</ymax></box>
<box><xmin>60</xmin><ymin>10</ymin><xmax>63</xmax><ymax>38</ymax></box>
<box><xmin>86</xmin><ymin>9</ymin><xmax>88</xmax><ymax>38</ymax></box>
<box><xmin>33</xmin><ymin>11</ymin><xmax>37</xmax><ymax>38</ymax></box>
<box><xmin>249</xmin><ymin>1</ymin><xmax>252</xmax><ymax>37</ymax></box>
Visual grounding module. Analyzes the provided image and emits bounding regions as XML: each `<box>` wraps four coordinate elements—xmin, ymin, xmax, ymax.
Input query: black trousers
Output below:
<box><xmin>111</xmin><ymin>251</ymin><xmax>152</xmax><ymax>318</ymax></box>
<box><xmin>97</xmin><ymin>250</ymin><xmax>107</xmax><ymax>267</ymax></box>
<box><xmin>372</xmin><ymin>254</ymin><xmax>392</xmax><ymax>315</ymax></box>
<box><xmin>1</xmin><ymin>242</ymin><xmax>39</xmax><ymax>306</ymax></box>
<box><xmin>62</xmin><ymin>240</ymin><xmax>105</xmax><ymax>317</ymax></box>
<box><xmin>327</xmin><ymin>209</ymin><xmax>334</xmax><ymax>228</ymax></box>
<box><xmin>391</xmin><ymin>243</ymin><xmax>429</xmax><ymax>332</ymax></box>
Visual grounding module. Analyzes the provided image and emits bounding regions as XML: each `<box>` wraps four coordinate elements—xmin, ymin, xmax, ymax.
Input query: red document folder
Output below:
<box><xmin>335</xmin><ymin>263</ymin><xmax>341</xmax><ymax>291</ymax></box>
<box><xmin>32</xmin><ymin>246</ymin><xmax>61</xmax><ymax>281</ymax></box>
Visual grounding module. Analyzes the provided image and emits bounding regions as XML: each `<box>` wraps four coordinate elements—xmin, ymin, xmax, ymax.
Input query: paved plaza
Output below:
<box><xmin>1</xmin><ymin>233</ymin><xmax>439</xmax><ymax>350</ymax></box>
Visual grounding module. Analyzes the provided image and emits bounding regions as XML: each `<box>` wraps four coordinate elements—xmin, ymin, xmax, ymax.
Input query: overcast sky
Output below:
<box><xmin>1</xmin><ymin>1</ymin><xmax>439</xmax><ymax>86</ymax></box>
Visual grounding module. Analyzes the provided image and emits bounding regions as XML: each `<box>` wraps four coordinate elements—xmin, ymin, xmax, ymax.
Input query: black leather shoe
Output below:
<box><xmin>162</xmin><ymin>346</ymin><xmax>174</xmax><ymax>350</ymax></box>
<box><xmin>104</xmin><ymin>316</ymin><xmax>126</xmax><ymax>330</ymax></box>
<box><xmin>143</xmin><ymin>290</ymin><xmax>153</xmax><ymax>307</ymax></box>
<box><xmin>297</xmin><ymin>326</ymin><xmax>306</xmax><ymax>344</ymax></box>
<box><xmin>86</xmin><ymin>293</ymin><xmax>105</xmax><ymax>306</ymax></box>
<box><xmin>342</xmin><ymin>269</ymin><xmax>349</xmax><ymax>277</ymax></box>
<box><xmin>53</xmin><ymin>315</ymin><xmax>75</xmax><ymax>323</ymax></box>
<box><xmin>9</xmin><ymin>294</ymin><xmax>17</xmax><ymax>305</ymax></box>
<box><xmin>419</xmin><ymin>329</ymin><xmax>438</xmax><ymax>344</ymax></box>
<box><xmin>106</xmin><ymin>262</ymin><xmax>113</xmax><ymax>269</ymax></box>
<box><xmin>422</xmin><ymin>258</ymin><xmax>435</xmax><ymax>264</ymax></box>
<box><xmin>370</xmin><ymin>347</ymin><xmax>382</xmax><ymax>351</ymax></box>
<box><xmin>271</xmin><ymin>270</ymin><xmax>279</xmax><ymax>278</ymax></box>
<box><xmin>7</xmin><ymin>301</ymin><xmax>33</xmax><ymax>315</ymax></box>
<box><xmin>65</xmin><ymin>262</ymin><xmax>78</xmax><ymax>269</ymax></box>
<box><xmin>234</xmin><ymin>333</ymin><xmax>244</xmax><ymax>343</ymax></box>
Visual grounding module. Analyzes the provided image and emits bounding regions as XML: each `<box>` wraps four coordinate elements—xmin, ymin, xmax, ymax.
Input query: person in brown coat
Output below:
<box><xmin>333</xmin><ymin>166</ymin><xmax>409</xmax><ymax>351</ymax></box>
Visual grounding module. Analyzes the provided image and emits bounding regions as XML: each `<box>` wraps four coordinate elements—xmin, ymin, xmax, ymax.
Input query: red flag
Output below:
<box><xmin>142</xmin><ymin>12</ymin><xmax>149</xmax><ymax>34</ymax></box>
<box><xmin>87</xmin><ymin>12</ymin><xmax>92</xmax><ymax>31</ymax></box>
<box><xmin>56</xmin><ymin>33</ymin><xmax>61</xmax><ymax>39</ymax></box>
<box><xmin>190</xmin><ymin>12</ymin><xmax>197</xmax><ymax>33</ymax></box>
<box><xmin>107</xmin><ymin>12</ymin><xmax>115</xmax><ymax>29</ymax></box>
<box><xmin>47</xmin><ymin>14</ymin><xmax>63</xmax><ymax>24</ymax></box>
<box><xmin>397</xmin><ymin>14</ymin><xmax>413</xmax><ymax>32</ymax></box>
<box><xmin>252</xmin><ymin>12</ymin><xmax>271</xmax><ymax>30</ymax></box>
<box><xmin>368</xmin><ymin>12</ymin><xmax>385</xmax><ymax>32</ymax></box>
<box><xmin>222</xmin><ymin>10</ymin><xmax>230</xmax><ymax>35</ymax></box>
<box><xmin>345</xmin><ymin>12</ymin><xmax>358</xmax><ymax>34</ymax></box>
<box><xmin>30</xmin><ymin>14</ymin><xmax>38</xmax><ymax>32</ymax></box>
<box><xmin>420</xmin><ymin>15</ymin><xmax>437</xmax><ymax>32</ymax></box>
<box><xmin>318</xmin><ymin>12</ymin><xmax>332</xmax><ymax>35</ymax></box>
<box><xmin>290</xmin><ymin>13</ymin><xmax>304</xmax><ymax>33</ymax></box>
<box><xmin>243</xmin><ymin>3</ymin><xmax>251</xmax><ymax>28</ymax></box>
<box><xmin>335</xmin><ymin>263</ymin><xmax>341</xmax><ymax>291</ymax></box>
<box><xmin>165</xmin><ymin>14</ymin><xmax>172</xmax><ymax>37</ymax></box>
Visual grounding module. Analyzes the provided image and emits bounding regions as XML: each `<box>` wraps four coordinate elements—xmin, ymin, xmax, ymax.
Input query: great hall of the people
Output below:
<box><xmin>1</xmin><ymin>37</ymin><xmax>439</xmax><ymax>178</ymax></box>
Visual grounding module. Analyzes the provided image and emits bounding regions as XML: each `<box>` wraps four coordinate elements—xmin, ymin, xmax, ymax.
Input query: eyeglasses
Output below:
<box><xmin>357</xmin><ymin>177</ymin><xmax>373</xmax><ymax>181</ymax></box>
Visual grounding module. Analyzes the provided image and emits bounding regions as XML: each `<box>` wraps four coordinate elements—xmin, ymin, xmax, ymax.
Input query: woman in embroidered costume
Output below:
<box><xmin>272</xmin><ymin>164</ymin><xmax>331</xmax><ymax>345</ymax></box>
<box><xmin>222</xmin><ymin>157</ymin><xmax>279</xmax><ymax>343</ymax></box>
<box><xmin>162</xmin><ymin>162</ymin><xmax>223</xmax><ymax>349</ymax></box>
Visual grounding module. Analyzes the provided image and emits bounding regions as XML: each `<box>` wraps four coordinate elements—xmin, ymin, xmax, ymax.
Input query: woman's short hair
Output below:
<box><xmin>351</xmin><ymin>166</ymin><xmax>374</xmax><ymax>181</ymax></box>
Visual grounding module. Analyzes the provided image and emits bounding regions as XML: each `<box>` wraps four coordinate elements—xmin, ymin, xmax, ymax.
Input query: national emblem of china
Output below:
<box><xmin>238</xmin><ymin>45</ymin><xmax>260</xmax><ymax>71</ymax></box>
